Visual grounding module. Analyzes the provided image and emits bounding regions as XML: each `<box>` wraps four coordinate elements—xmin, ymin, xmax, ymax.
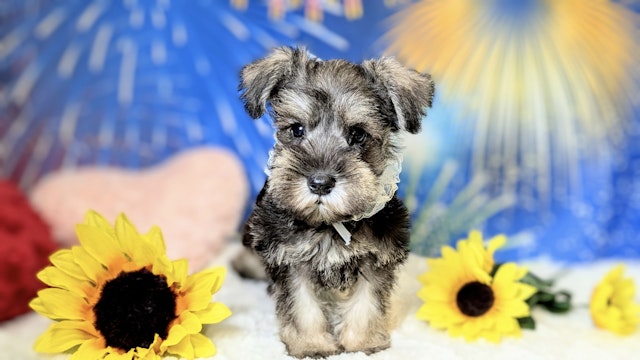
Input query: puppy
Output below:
<box><xmin>236</xmin><ymin>47</ymin><xmax>434</xmax><ymax>358</ymax></box>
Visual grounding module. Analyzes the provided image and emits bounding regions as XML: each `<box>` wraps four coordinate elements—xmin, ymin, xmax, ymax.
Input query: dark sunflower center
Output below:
<box><xmin>456</xmin><ymin>281</ymin><xmax>495</xmax><ymax>317</ymax></box>
<box><xmin>93</xmin><ymin>268</ymin><xmax>177</xmax><ymax>350</ymax></box>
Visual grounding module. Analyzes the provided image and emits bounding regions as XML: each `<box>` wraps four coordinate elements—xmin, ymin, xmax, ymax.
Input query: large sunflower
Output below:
<box><xmin>590</xmin><ymin>264</ymin><xmax>640</xmax><ymax>336</ymax></box>
<box><xmin>417</xmin><ymin>232</ymin><xmax>536</xmax><ymax>342</ymax></box>
<box><xmin>29</xmin><ymin>210</ymin><xmax>231</xmax><ymax>359</ymax></box>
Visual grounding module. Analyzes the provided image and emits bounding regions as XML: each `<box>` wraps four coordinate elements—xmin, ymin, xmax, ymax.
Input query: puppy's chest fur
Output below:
<box><xmin>245</xmin><ymin>192</ymin><xmax>410</xmax><ymax>292</ymax></box>
<box><xmin>287</xmin><ymin>225</ymin><xmax>365</xmax><ymax>290</ymax></box>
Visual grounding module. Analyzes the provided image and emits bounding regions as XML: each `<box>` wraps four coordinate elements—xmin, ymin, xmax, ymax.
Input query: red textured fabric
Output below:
<box><xmin>0</xmin><ymin>180</ymin><xmax>58</xmax><ymax>322</ymax></box>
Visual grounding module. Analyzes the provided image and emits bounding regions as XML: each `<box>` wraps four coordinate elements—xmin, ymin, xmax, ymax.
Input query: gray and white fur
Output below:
<box><xmin>235</xmin><ymin>47</ymin><xmax>434</xmax><ymax>358</ymax></box>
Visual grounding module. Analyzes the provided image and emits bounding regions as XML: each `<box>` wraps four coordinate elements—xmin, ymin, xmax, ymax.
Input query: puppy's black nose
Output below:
<box><xmin>307</xmin><ymin>174</ymin><xmax>336</xmax><ymax>196</ymax></box>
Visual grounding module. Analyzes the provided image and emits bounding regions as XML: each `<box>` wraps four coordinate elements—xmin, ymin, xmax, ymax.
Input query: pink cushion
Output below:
<box><xmin>30</xmin><ymin>147</ymin><xmax>249</xmax><ymax>271</ymax></box>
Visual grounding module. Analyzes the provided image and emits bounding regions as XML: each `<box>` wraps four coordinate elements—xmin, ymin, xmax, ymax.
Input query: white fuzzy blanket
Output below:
<box><xmin>2</xmin><ymin>243</ymin><xmax>639</xmax><ymax>360</ymax></box>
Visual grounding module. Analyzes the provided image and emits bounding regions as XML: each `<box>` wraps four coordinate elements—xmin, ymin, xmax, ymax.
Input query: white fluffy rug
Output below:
<box><xmin>2</xmin><ymin>243</ymin><xmax>639</xmax><ymax>360</ymax></box>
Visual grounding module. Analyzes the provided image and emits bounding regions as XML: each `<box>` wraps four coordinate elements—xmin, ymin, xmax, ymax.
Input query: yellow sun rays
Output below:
<box><xmin>386</xmin><ymin>0</ymin><xmax>640</xmax><ymax>198</ymax></box>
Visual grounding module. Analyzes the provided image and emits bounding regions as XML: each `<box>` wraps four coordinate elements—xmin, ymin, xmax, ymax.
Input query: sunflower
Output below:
<box><xmin>590</xmin><ymin>264</ymin><xmax>640</xmax><ymax>336</ymax></box>
<box><xmin>29</xmin><ymin>210</ymin><xmax>231</xmax><ymax>359</ymax></box>
<box><xmin>417</xmin><ymin>231</ymin><xmax>536</xmax><ymax>342</ymax></box>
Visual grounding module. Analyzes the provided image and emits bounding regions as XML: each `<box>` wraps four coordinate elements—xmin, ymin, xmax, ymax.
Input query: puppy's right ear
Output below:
<box><xmin>239</xmin><ymin>46</ymin><xmax>309</xmax><ymax>119</ymax></box>
<box><xmin>362</xmin><ymin>57</ymin><xmax>434</xmax><ymax>134</ymax></box>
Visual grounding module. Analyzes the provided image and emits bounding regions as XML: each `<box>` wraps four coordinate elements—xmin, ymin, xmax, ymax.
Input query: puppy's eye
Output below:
<box><xmin>290</xmin><ymin>123</ymin><xmax>305</xmax><ymax>138</ymax></box>
<box><xmin>348</xmin><ymin>126</ymin><xmax>367</xmax><ymax>146</ymax></box>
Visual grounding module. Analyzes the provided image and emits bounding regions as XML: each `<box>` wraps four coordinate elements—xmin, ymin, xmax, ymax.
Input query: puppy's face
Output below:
<box><xmin>267</xmin><ymin>68</ymin><xmax>398</xmax><ymax>225</ymax></box>
<box><xmin>240</xmin><ymin>47</ymin><xmax>434</xmax><ymax>225</ymax></box>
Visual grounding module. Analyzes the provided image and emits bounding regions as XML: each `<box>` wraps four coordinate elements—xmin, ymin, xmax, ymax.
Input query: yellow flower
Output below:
<box><xmin>29</xmin><ymin>210</ymin><xmax>231</xmax><ymax>360</ymax></box>
<box><xmin>457</xmin><ymin>230</ymin><xmax>505</xmax><ymax>273</ymax></box>
<box><xmin>590</xmin><ymin>264</ymin><xmax>640</xmax><ymax>336</ymax></box>
<box><xmin>417</xmin><ymin>231</ymin><xmax>536</xmax><ymax>343</ymax></box>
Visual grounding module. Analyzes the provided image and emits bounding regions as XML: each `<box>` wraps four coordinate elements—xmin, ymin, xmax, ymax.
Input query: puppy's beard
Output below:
<box><xmin>285</xmin><ymin>170</ymin><xmax>398</xmax><ymax>226</ymax></box>
<box><xmin>290</xmin><ymin>180</ymin><xmax>353</xmax><ymax>225</ymax></box>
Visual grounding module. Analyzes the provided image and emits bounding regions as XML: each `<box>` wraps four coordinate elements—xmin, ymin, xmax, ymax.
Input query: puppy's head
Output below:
<box><xmin>240</xmin><ymin>47</ymin><xmax>434</xmax><ymax>225</ymax></box>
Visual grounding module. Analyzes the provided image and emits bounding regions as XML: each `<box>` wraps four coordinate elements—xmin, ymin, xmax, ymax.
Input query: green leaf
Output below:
<box><xmin>520</xmin><ymin>271</ymin><xmax>555</xmax><ymax>289</ymax></box>
<box><xmin>540</xmin><ymin>291</ymin><xmax>572</xmax><ymax>313</ymax></box>
<box><xmin>518</xmin><ymin>316</ymin><xmax>536</xmax><ymax>330</ymax></box>
<box><xmin>525</xmin><ymin>289</ymin><xmax>572</xmax><ymax>314</ymax></box>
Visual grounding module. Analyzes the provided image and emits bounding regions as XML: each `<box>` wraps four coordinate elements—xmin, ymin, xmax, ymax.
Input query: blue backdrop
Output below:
<box><xmin>1</xmin><ymin>0</ymin><xmax>638</xmax><ymax>263</ymax></box>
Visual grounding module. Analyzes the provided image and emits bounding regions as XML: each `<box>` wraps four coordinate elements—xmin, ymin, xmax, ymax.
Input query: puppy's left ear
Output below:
<box><xmin>239</xmin><ymin>46</ymin><xmax>310</xmax><ymax>119</ymax></box>
<box><xmin>362</xmin><ymin>57</ymin><xmax>435</xmax><ymax>134</ymax></box>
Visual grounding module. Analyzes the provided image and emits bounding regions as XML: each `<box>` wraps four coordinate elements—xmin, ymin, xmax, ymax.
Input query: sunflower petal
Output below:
<box><xmin>468</xmin><ymin>230</ymin><xmax>483</xmax><ymax>244</ymax></box>
<box><xmin>150</xmin><ymin>255</ymin><xmax>175</xmax><ymax>281</ymax></box>
<box><xmin>169</xmin><ymin>259</ymin><xmax>189</xmax><ymax>286</ymax></box>
<box><xmin>28</xmin><ymin>298</ymin><xmax>47</xmax><ymax>315</ymax></box>
<box><xmin>76</xmin><ymin>224</ymin><xmax>123</xmax><ymax>266</ymax></box>
<box><xmin>114</xmin><ymin>213</ymin><xmax>151</xmax><ymax>262</ymax></box>
<box><xmin>162</xmin><ymin>324</ymin><xmax>188</xmax><ymax>349</ymax></box>
<box><xmin>33</xmin><ymin>320</ymin><xmax>96</xmax><ymax>353</ymax></box>
<box><xmin>181</xmin><ymin>290</ymin><xmax>213</xmax><ymax>313</ymax></box>
<box><xmin>493</xmin><ymin>262</ymin><xmax>518</xmax><ymax>281</ymax></box>
<box><xmin>49</xmin><ymin>249</ymin><xmax>88</xmax><ymax>280</ymax></box>
<box><xmin>69</xmin><ymin>338</ymin><xmax>107</xmax><ymax>360</ymax></box>
<box><xmin>167</xmin><ymin>335</ymin><xmax>195</xmax><ymax>360</ymax></box>
<box><xmin>499</xmin><ymin>299</ymin><xmax>531</xmax><ymax>318</ymax></box>
<box><xmin>83</xmin><ymin>210</ymin><xmax>117</xmax><ymax>237</ymax></box>
<box><xmin>460</xmin><ymin>244</ymin><xmax>482</xmax><ymax>270</ymax></box>
<box><xmin>32</xmin><ymin>288</ymin><xmax>86</xmax><ymax>320</ymax></box>
<box><xmin>178</xmin><ymin>311</ymin><xmax>203</xmax><ymax>334</ymax></box>
<box><xmin>181</xmin><ymin>268</ymin><xmax>227</xmax><ymax>311</ymax></box>
<box><xmin>607</xmin><ymin>264</ymin><xmax>625</xmax><ymax>281</ymax></box>
<box><xmin>37</xmin><ymin>266</ymin><xmax>88</xmax><ymax>297</ymax></box>
<box><xmin>107</xmin><ymin>348</ymin><xmax>137</xmax><ymax>359</ymax></box>
<box><xmin>84</xmin><ymin>210</ymin><xmax>112</xmax><ymax>229</ymax></box>
<box><xmin>71</xmin><ymin>246</ymin><xmax>105</xmax><ymax>281</ymax></box>
<box><xmin>186</xmin><ymin>267</ymin><xmax>226</xmax><ymax>294</ymax></box>
<box><xmin>518</xmin><ymin>283</ymin><xmax>538</xmax><ymax>301</ymax></box>
<box><xmin>145</xmin><ymin>225</ymin><xmax>167</xmax><ymax>254</ymax></box>
<box><xmin>137</xmin><ymin>347</ymin><xmax>161</xmax><ymax>360</ymax></box>
<box><xmin>440</xmin><ymin>246</ymin><xmax>458</xmax><ymax>262</ymax></box>
<box><xmin>461</xmin><ymin>318</ymin><xmax>484</xmax><ymax>339</ymax></box>
<box><xmin>138</xmin><ymin>335</ymin><xmax>163</xmax><ymax>360</ymax></box>
<box><xmin>487</xmin><ymin>235</ymin><xmax>506</xmax><ymax>254</ymax></box>
<box><xmin>191</xmin><ymin>332</ymin><xmax>217</xmax><ymax>358</ymax></box>
<box><xmin>194</xmin><ymin>302</ymin><xmax>232</xmax><ymax>324</ymax></box>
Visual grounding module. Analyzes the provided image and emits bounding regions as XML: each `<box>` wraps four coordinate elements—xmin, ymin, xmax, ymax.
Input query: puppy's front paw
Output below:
<box><xmin>339</xmin><ymin>328</ymin><xmax>390</xmax><ymax>355</ymax></box>
<box><xmin>282</xmin><ymin>327</ymin><xmax>339</xmax><ymax>359</ymax></box>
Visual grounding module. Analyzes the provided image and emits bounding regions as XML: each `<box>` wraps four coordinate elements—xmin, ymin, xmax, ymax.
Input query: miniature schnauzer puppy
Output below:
<box><xmin>236</xmin><ymin>46</ymin><xmax>434</xmax><ymax>358</ymax></box>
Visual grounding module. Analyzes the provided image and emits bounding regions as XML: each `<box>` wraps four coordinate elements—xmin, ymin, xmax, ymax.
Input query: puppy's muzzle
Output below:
<box><xmin>307</xmin><ymin>173</ymin><xmax>336</xmax><ymax>196</ymax></box>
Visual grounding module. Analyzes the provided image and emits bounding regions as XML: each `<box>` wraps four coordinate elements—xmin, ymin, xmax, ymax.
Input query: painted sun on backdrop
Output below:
<box><xmin>386</xmin><ymin>0</ymin><xmax>640</xmax><ymax>199</ymax></box>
